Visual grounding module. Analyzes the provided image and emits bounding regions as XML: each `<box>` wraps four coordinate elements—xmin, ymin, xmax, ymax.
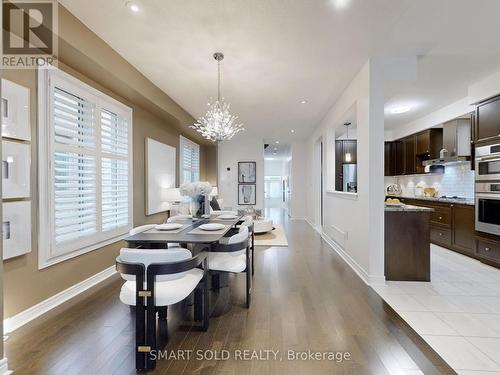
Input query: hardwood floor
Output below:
<box><xmin>5</xmin><ymin>216</ymin><xmax>455</xmax><ymax>374</ymax></box>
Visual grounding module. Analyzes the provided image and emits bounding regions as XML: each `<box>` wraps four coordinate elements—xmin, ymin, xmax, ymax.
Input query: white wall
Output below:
<box><xmin>305</xmin><ymin>61</ymin><xmax>385</xmax><ymax>285</ymax></box>
<box><xmin>218</xmin><ymin>134</ymin><xmax>264</xmax><ymax>209</ymax></box>
<box><xmin>289</xmin><ymin>141</ymin><xmax>307</xmax><ymax>219</ymax></box>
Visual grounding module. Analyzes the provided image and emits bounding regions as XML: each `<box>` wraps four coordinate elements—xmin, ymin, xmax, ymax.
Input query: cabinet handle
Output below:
<box><xmin>485</xmin><ymin>247</ymin><xmax>491</xmax><ymax>252</ymax></box>
<box><xmin>439</xmin><ymin>233</ymin><xmax>443</xmax><ymax>236</ymax></box>
<box><xmin>439</xmin><ymin>216</ymin><xmax>443</xmax><ymax>220</ymax></box>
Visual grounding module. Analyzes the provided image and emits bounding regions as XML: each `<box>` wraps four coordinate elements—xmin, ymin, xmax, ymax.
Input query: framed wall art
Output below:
<box><xmin>3</xmin><ymin>201</ymin><xmax>32</xmax><ymax>260</ymax></box>
<box><xmin>1</xmin><ymin>78</ymin><xmax>31</xmax><ymax>141</ymax></box>
<box><xmin>2</xmin><ymin>140</ymin><xmax>30</xmax><ymax>199</ymax></box>
<box><xmin>145</xmin><ymin>138</ymin><xmax>176</xmax><ymax>215</ymax></box>
<box><xmin>238</xmin><ymin>184</ymin><xmax>256</xmax><ymax>205</ymax></box>
<box><xmin>238</xmin><ymin>161</ymin><xmax>256</xmax><ymax>183</ymax></box>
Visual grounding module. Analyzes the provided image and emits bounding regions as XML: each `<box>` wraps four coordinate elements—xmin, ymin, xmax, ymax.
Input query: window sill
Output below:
<box><xmin>326</xmin><ymin>190</ymin><xmax>359</xmax><ymax>200</ymax></box>
<box><xmin>38</xmin><ymin>232</ymin><xmax>129</xmax><ymax>270</ymax></box>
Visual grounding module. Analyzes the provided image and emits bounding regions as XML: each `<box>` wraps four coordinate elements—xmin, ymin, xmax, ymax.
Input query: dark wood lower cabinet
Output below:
<box><xmin>452</xmin><ymin>204</ymin><xmax>476</xmax><ymax>256</ymax></box>
<box><xmin>395</xmin><ymin>197</ymin><xmax>500</xmax><ymax>269</ymax></box>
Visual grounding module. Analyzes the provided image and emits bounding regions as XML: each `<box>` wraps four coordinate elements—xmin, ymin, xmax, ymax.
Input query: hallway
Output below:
<box><xmin>5</xmin><ymin>219</ymin><xmax>454</xmax><ymax>374</ymax></box>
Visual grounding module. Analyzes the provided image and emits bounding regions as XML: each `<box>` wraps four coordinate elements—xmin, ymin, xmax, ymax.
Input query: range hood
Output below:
<box><xmin>423</xmin><ymin>118</ymin><xmax>471</xmax><ymax>168</ymax></box>
<box><xmin>423</xmin><ymin>156</ymin><xmax>470</xmax><ymax>167</ymax></box>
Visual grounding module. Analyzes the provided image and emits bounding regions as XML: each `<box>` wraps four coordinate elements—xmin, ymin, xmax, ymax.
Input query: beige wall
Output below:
<box><xmin>2</xmin><ymin>5</ymin><xmax>217</xmax><ymax>318</ymax></box>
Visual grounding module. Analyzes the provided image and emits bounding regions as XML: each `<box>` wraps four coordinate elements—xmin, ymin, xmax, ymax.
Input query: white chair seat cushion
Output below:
<box><xmin>208</xmin><ymin>250</ymin><xmax>246</xmax><ymax>273</ymax></box>
<box><xmin>119</xmin><ymin>268</ymin><xmax>203</xmax><ymax>307</ymax></box>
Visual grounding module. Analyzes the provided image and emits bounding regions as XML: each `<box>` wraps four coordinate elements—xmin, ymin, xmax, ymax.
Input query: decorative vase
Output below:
<box><xmin>190</xmin><ymin>199</ymin><xmax>201</xmax><ymax>218</ymax></box>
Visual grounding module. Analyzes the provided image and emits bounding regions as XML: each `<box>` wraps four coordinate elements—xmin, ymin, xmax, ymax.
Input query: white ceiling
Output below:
<box><xmin>264</xmin><ymin>140</ymin><xmax>291</xmax><ymax>160</ymax></box>
<box><xmin>60</xmin><ymin>0</ymin><xmax>500</xmax><ymax>140</ymax></box>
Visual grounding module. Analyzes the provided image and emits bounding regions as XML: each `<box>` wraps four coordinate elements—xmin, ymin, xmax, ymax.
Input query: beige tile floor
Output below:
<box><xmin>373</xmin><ymin>244</ymin><xmax>500</xmax><ymax>374</ymax></box>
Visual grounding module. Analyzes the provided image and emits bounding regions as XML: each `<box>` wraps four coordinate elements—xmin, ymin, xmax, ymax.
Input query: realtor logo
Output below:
<box><xmin>2</xmin><ymin>0</ymin><xmax>58</xmax><ymax>69</ymax></box>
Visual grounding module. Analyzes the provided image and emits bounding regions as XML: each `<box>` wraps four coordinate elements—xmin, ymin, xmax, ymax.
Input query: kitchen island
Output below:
<box><xmin>385</xmin><ymin>204</ymin><xmax>433</xmax><ymax>281</ymax></box>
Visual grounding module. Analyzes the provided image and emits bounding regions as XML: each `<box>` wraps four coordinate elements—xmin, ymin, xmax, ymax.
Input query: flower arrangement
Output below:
<box><xmin>179</xmin><ymin>181</ymin><xmax>213</xmax><ymax>198</ymax></box>
<box><xmin>179</xmin><ymin>182</ymin><xmax>213</xmax><ymax>217</ymax></box>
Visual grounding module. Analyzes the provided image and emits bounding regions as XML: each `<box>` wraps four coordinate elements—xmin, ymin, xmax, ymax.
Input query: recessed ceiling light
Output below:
<box><xmin>126</xmin><ymin>1</ymin><xmax>140</xmax><ymax>12</ymax></box>
<box><xmin>275</xmin><ymin>141</ymin><xmax>279</xmax><ymax>144</ymax></box>
<box><xmin>291</xmin><ymin>129</ymin><xmax>295</xmax><ymax>133</ymax></box>
<box><xmin>390</xmin><ymin>105</ymin><xmax>411</xmax><ymax>114</ymax></box>
<box><xmin>300</xmin><ymin>100</ymin><xmax>308</xmax><ymax>104</ymax></box>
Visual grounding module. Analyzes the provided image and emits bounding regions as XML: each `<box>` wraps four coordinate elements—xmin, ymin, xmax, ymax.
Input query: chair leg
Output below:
<box><xmin>194</xmin><ymin>286</ymin><xmax>203</xmax><ymax>322</ymax></box>
<box><xmin>203</xmin><ymin>272</ymin><xmax>210</xmax><ymax>331</ymax></box>
<box><xmin>135</xmin><ymin>302</ymin><xmax>146</xmax><ymax>371</ymax></box>
<box><xmin>246</xmin><ymin>269</ymin><xmax>251</xmax><ymax>308</ymax></box>
<box><xmin>251</xmin><ymin>232</ymin><xmax>255</xmax><ymax>277</ymax></box>
<box><xmin>146</xmin><ymin>303</ymin><xmax>157</xmax><ymax>370</ymax></box>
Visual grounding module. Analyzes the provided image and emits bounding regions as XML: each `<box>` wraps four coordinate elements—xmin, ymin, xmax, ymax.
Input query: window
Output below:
<box><xmin>180</xmin><ymin>135</ymin><xmax>200</xmax><ymax>184</ymax></box>
<box><xmin>38</xmin><ymin>67</ymin><xmax>133</xmax><ymax>268</ymax></box>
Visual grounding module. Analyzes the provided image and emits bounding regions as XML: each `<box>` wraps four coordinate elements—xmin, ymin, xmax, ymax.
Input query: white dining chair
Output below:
<box><xmin>208</xmin><ymin>225</ymin><xmax>251</xmax><ymax>308</ymax></box>
<box><xmin>116</xmin><ymin>247</ymin><xmax>209</xmax><ymax>371</ymax></box>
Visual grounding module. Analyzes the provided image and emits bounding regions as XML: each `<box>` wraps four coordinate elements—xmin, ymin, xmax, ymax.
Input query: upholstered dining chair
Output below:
<box><xmin>239</xmin><ymin>216</ymin><xmax>255</xmax><ymax>277</ymax></box>
<box><xmin>208</xmin><ymin>225</ymin><xmax>252</xmax><ymax>308</ymax></box>
<box><xmin>116</xmin><ymin>247</ymin><xmax>209</xmax><ymax>371</ymax></box>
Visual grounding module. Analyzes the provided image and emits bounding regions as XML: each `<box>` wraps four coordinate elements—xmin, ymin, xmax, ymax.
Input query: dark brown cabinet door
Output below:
<box><xmin>335</xmin><ymin>141</ymin><xmax>343</xmax><ymax>191</ymax></box>
<box><xmin>393</xmin><ymin>140</ymin><xmax>405</xmax><ymax>175</ymax></box>
<box><xmin>476</xmin><ymin>95</ymin><xmax>500</xmax><ymax>143</ymax></box>
<box><xmin>416</xmin><ymin>131</ymin><xmax>430</xmax><ymax>155</ymax></box>
<box><xmin>452</xmin><ymin>204</ymin><xmax>476</xmax><ymax>255</ymax></box>
<box><xmin>403</xmin><ymin>136</ymin><xmax>416</xmax><ymax>175</ymax></box>
<box><xmin>385</xmin><ymin>142</ymin><xmax>392</xmax><ymax>176</ymax></box>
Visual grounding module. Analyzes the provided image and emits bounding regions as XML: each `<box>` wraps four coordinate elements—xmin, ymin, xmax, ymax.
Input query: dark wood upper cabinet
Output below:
<box><xmin>335</xmin><ymin>141</ymin><xmax>343</xmax><ymax>191</ymax></box>
<box><xmin>393</xmin><ymin>140</ymin><xmax>405</xmax><ymax>176</ymax></box>
<box><xmin>403</xmin><ymin>135</ymin><xmax>416</xmax><ymax>175</ymax></box>
<box><xmin>416</xmin><ymin>129</ymin><xmax>443</xmax><ymax>158</ymax></box>
<box><xmin>385</xmin><ymin>142</ymin><xmax>393</xmax><ymax>176</ymax></box>
<box><xmin>452</xmin><ymin>204</ymin><xmax>475</xmax><ymax>256</ymax></box>
<box><xmin>475</xmin><ymin>95</ymin><xmax>500</xmax><ymax>143</ymax></box>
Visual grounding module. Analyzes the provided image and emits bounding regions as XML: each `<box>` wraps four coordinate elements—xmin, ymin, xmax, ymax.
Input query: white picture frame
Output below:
<box><xmin>2</xmin><ymin>140</ymin><xmax>30</xmax><ymax>199</ymax></box>
<box><xmin>1</xmin><ymin>79</ymin><xmax>31</xmax><ymax>141</ymax></box>
<box><xmin>146</xmin><ymin>138</ymin><xmax>176</xmax><ymax>215</ymax></box>
<box><xmin>3</xmin><ymin>201</ymin><xmax>32</xmax><ymax>260</ymax></box>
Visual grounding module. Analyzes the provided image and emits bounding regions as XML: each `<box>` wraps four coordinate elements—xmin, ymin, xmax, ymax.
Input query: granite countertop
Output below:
<box><xmin>387</xmin><ymin>195</ymin><xmax>475</xmax><ymax>206</ymax></box>
<box><xmin>385</xmin><ymin>204</ymin><xmax>434</xmax><ymax>212</ymax></box>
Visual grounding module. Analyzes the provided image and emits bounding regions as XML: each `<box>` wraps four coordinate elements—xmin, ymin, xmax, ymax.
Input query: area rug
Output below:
<box><xmin>254</xmin><ymin>224</ymin><xmax>288</xmax><ymax>247</ymax></box>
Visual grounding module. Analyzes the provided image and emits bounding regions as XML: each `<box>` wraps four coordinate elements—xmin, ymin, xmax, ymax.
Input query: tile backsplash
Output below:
<box><xmin>385</xmin><ymin>163</ymin><xmax>475</xmax><ymax>198</ymax></box>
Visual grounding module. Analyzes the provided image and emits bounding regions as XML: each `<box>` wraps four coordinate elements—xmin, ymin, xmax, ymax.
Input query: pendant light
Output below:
<box><xmin>190</xmin><ymin>52</ymin><xmax>245</xmax><ymax>142</ymax></box>
<box><xmin>344</xmin><ymin>122</ymin><xmax>352</xmax><ymax>162</ymax></box>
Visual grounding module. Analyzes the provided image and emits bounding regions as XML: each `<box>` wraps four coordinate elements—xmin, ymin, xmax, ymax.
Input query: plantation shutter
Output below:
<box><xmin>52</xmin><ymin>87</ymin><xmax>98</xmax><ymax>245</ymax></box>
<box><xmin>40</xmin><ymin>68</ymin><xmax>133</xmax><ymax>267</ymax></box>
<box><xmin>101</xmin><ymin>109</ymin><xmax>129</xmax><ymax>232</ymax></box>
<box><xmin>180</xmin><ymin>136</ymin><xmax>200</xmax><ymax>183</ymax></box>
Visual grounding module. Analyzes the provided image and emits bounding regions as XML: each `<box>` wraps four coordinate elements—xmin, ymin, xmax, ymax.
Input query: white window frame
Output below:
<box><xmin>179</xmin><ymin>135</ymin><xmax>200</xmax><ymax>184</ymax></box>
<box><xmin>38</xmin><ymin>67</ymin><xmax>133</xmax><ymax>269</ymax></box>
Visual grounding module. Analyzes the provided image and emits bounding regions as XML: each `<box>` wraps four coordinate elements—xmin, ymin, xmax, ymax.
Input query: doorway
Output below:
<box><xmin>263</xmin><ymin>141</ymin><xmax>291</xmax><ymax>220</ymax></box>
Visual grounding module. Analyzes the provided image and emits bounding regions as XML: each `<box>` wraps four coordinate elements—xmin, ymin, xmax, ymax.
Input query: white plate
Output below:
<box><xmin>218</xmin><ymin>214</ymin><xmax>237</xmax><ymax>220</ymax></box>
<box><xmin>155</xmin><ymin>223</ymin><xmax>183</xmax><ymax>231</ymax></box>
<box><xmin>199</xmin><ymin>223</ymin><xmax>225</xmax><ymax>231</ymax></box>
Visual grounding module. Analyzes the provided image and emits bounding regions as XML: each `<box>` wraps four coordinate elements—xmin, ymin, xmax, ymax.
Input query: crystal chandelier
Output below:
<box><xmin>191</xmin><ymin>52</ymin><xmax>244</xmax><ymax>142</ymax></box>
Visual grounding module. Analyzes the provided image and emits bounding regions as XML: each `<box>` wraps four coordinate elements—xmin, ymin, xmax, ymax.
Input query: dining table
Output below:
<box><xmin>124</xmin><ymin>214</ymin><xmax>243</xmax><ymax>248</ymax></box>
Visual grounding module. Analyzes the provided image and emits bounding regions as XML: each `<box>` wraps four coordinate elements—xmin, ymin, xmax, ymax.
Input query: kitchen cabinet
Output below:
<box><xmin>403</xmin><ymin>136</ymin><xmax>416</xmax><ymax>175</ymax></box>
<box><xmin>335</xmin><ymin>141</ymin><xmax>343</xmax><ymax>191</ymax></box>
<box><xmin>393</xmin><ymin>140</ymin><xmax>405</xmax><ymax>175</ymax></box>
<box><xmin>452</xmin><ymin>204</ymin><xmax>475</xmax><ymax>256</ymax></box>
<box><xmin>385</xmin><ymin>142</ymin><xmax>392</xmax><ymax>176</ymax></box>
<box><xmin>416</xmin><ymin>129</ymin><xmax>443</xmax><ymax>158</ymax></box>
<box><xmin>393</xmin><ymin>197</ymin><xmax>500</xmax><ymax>269</ymax></box>
<box><xmin>475</xmin><ymin>95</ymin><xmax>500</xmax><ymax>144</ymax></box>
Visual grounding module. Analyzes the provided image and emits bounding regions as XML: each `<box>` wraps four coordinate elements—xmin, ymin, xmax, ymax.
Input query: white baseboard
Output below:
<box><xmin>4</xmin><ymin>265</ymin><xmax>116</xmax><ymax>334</ymax></box>
<box><xmin>0</xmin><ymin>358</ymin><xmax>12</xmax><ymax>375</ymax></box>
<box><xmin>305</xmin><ymin>218</ymin><xmax>322</xmax><ymax>234</ymax></box>
<box><xmin>306</xmin><ymin>222</ymin><xmax>385</xmax><ymax>287</ymax></box>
